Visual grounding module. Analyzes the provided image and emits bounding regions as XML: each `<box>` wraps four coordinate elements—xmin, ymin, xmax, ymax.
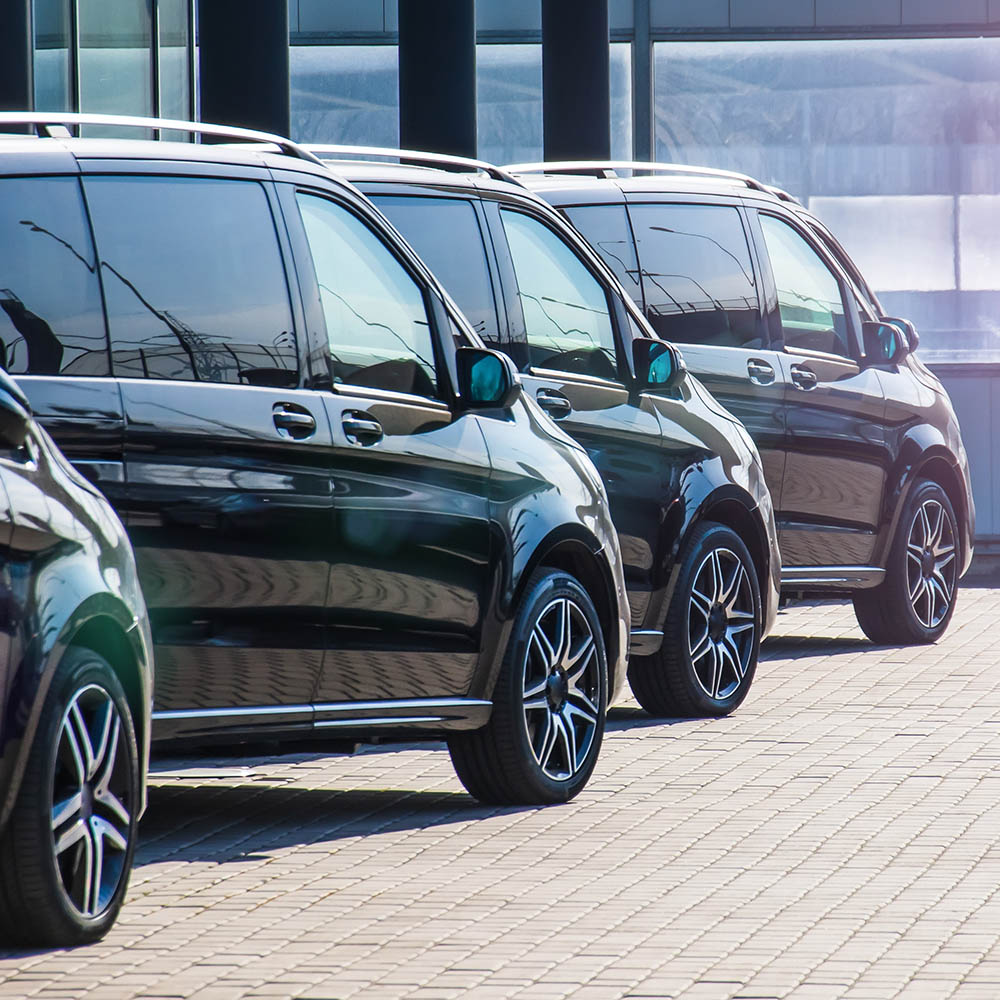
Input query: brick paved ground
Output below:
<box><xmin>3</xmin><ymin>591</ymin><xmax>1000</xmax><ymax>999</ymax></box>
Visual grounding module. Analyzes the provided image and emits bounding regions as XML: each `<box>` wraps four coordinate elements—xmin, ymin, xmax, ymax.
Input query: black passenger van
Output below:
<box><xmin>0</xmin><ymin>113</ymin><xmax>632</xmax><ymax>808</ymax></box>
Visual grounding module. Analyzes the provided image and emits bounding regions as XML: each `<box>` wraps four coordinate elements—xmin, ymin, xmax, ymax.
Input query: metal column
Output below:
<box><xmin>398</xmin><ymin>0</ymin><xmax>476</xmax><ymax>157</ymax></box>
<box><xmin>0</xmin><ymin>0</ymin><xmax>33</xmax><ymax>113</ymax></box>
<box><xmin>198</xmin><ymin>0</ymin><xmax>290</xmax><ymax>137</ymax></box>
<box><xmin>542</xmin><ymin>0</ymin><xmax>610</xmax><ymax>161</ymax></box>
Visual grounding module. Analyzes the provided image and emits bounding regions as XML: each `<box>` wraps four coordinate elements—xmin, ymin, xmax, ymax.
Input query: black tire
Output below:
<box><xmin>448</xmin><ymin>569</ymin><xmax>608</xmax><ymax>805</ymax></box>
<box><xmin>854</xmin><ymin>479</ymin><xmax>959</xmax><ymax>645</ymax></box>
<box><xmin>628</xmin><ymin>522</ymin><xmax>761</xmax><ymax>718</ymax></box>
<box><xmin>0</xmin><ymin>646</ymin><xmax>139</xmax><ymax>947</ymax></box>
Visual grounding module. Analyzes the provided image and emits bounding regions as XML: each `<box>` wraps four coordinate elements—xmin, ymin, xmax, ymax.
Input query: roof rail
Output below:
<box><xmin>764</xmin><ymin>184</ymin><xmax>803</xmax><ymax>207</ymax></box>
<box><xmin>504</xmin><ymin>159</ymin><xmax>770</xmax><ymax>193</ymax></box>
<box><xmin>0</xmin><ymin>112</ymin><xmax>325</xmax><ymax>166</ymax></box>
<box><xmin>303</xmin><ymin>143</ymin><xmax>521</xmax><ymax>186</ymax></box>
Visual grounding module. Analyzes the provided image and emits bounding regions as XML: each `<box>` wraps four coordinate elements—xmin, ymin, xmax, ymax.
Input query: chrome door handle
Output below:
<box><xmin>535</xmin><ymin>389</ymin><xmax>572</xmax><ymax>418</ymax></box>
<box><xmin>272</xmin><ymin>403</ymin><xmax>316</xmax><ymax>439</ymax></box>
<box><xmin>342</xmin><ymin>412</ymin><xmax>383</xmax><ymax>443</ymax></box>
<box><xmin>747</xmin><ymin>359</ymin><xmax>775</xmax><ymax>385</ymax></box>
<box><xmin>790</xmin><ymin>365</ymin><xmax>818</xmax><ymax>390</ymax></box>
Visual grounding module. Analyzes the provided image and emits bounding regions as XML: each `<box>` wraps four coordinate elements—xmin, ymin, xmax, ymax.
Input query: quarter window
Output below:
<box><xmin>296</xmin><ymin>193</ymin><xmax>438</xmax><ymax>398</ymax></box>
<box><xmin>630</xmin><ymin>203</ymin><xmax>762</xmax><ymax>350</ymax></box>
<box><xmin>500</xmin><ymin>209</ymin><xmax>617</xmax><ymax>380</ymax></box>
<box><xmin>86</xmin><ymin>176</ymin><xmax>297</xmax><ymax>385</ymax></box>
<box><xmin>0</xmin><ymin>177</ymin><xmax>108</xmax><ymax>376</ymax></box>
<box><xmin>759</xmin><ymin>214</ymin><xmax>850</xmax><ymax>358</ymax></box>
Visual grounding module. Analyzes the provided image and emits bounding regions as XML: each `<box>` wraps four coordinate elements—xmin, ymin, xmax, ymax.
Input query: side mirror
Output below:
<box><xmin>862</xmin><ymin>321</ymin><xmax>909</xmax><ymax>365</ymax></box>
<box><xmin>455</xmin><ymin>347</ymin><xmax>521</xmax><ymax>409</ymax></box>
<box><xmin>632</xmin><ymin>337</ymin><xmax>686</xmax><ymax>391</ymax></box>
<box><xmin>0</xmin><ymin>370</ymin><xmax>30</xmax><ymax>448</ymax></box>
<box><xmin>881</xmin><ymin>315</ymin><xmax>919</xmax><ymax>352</ymax></box>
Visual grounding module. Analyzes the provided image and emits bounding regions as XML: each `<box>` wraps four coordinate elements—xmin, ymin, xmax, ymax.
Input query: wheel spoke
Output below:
<box><xmin>69</xmin><ymin>703</ymin><xmax>97</xmax><ymax>781</ymax></box>
<box><xmin>564</xmin><ymin>694</ymin><xmax>598</xmax><ymax>730</ymax></box>
<box><xmin>93</xmin><ymin>815</ymin><xmax>127</xmax><ymax>854</ymax></box>
<box><xmin>721</xmin><ymin>633</ymin><xmax>744</xmax><ymax>681</ymax></box>
<box><xmin>61</xmin><ymin>710</ymin><xmax>87</xmax><ymax>785</ymax></box>
<box><xmin>565</xmin><ymin>634</ymin><xmax>594</xmax><ymax>682</ymax></box>
<box><xmin>54</xmin><ymin>816</ymin><xmax>88</xmax><ymax>856</ymax></box>
<box><xmin>536</xmin><ymin>712</ymin><xmax>558</xmax><ymax>770</ymax></box>
<box><xmin>52</xmin><ymin>791</ymin><xmax>83</xmax><ymax>832</ymax></box>
<box><xmin>727</xmin><ymin>620</ymin><xmax>755</xmax><ymax>639</ymax></box>
<box><xmin>85</xmin><ymin>821</ymin><xmax>103</xmax><ymax>916</ymax></box>
<box><xmin>709</xmin><ymin>550</ymin><xmax>723</xmax><ymax>602</ymax></box>
<box><xmin>97</xmin><ymin>789</ymin><xmax>131</xmax><ymax>829</ymax></box>
<box><xmin>690</xmin><ymin>586</ymin><xmax>712</xmax><ymax>618</ymax></box>
<box><xmin>529</xmin><ymin>622</ymin><xmax>557</xmax><ymax>671</ymax></box>
<box><xmin>93</xmin><ymin>712</ymin><xmax>121</xmax><ymax>797</ymax></box>
<box><xmin>554</xmin><ymin>712</ymin><xmax>577</xmax><ymax>774</ymax></box>
<box><xmin>708</xmin><ymin>643</ymin><xmax>722</xmax><ymax>699</ymax></box>
<box><xmin>927</xmin><ymin>577</ymin><xmax>949</xmax><ymax>624</ymax></box>
<box><xmin>928</xmin><ymin>502</ymin><xmax>944</xmax><ymax>550</ymax></box>
<box><xmin>553</xmin><ymin>599</ymin><xmax>570</xmax><ymax>666</ymax></box>
<box><xmin>720</xmin><ymin>561</ymin><xmax>744</xmax><ymax>609</ymax></box>
<box><xmin>689</xmin><ymin>627</ymin><xmax>712</xmax><ymax>664</ymax></box>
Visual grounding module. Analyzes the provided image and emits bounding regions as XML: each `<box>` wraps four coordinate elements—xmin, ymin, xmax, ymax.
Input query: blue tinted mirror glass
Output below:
<box><xmin>647</xmin><ymin>343</ymin><xmax>675</xmax><ymax>385</ymax></box>
<box><xmin>469</xmin><ymin>352</ymin><xmax>505</xmax><ymax>404</ymax></box>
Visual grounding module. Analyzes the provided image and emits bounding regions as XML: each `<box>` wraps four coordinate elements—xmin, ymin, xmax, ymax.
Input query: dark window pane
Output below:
<box><xmin>0</xmin><ymin>178</ymin><xmax>108</xmax><ymax>376</ymax></box>
<box><xmin>87</xmin><ymin>177</ymin><xmax>297</xmax><ymax>385</ymax></box>
<box><xmin>297</xmin><ymin>193</ymin><xmax>438</xmax><ymax>398</ymax></box>
<box><xmin>500</xmin><ymin>209</ymin><xmax>617</xmax><ymax>380</ymax></box>
<box><xmin>372</xmin><ymin>195</ymin><xmax>500</xmax><ymax>344</ymax></box>
<box><xmin>563</xmin><ymin>205</ymin><xmax>643</xmax><ymax>305</ymax></box>
<box><xmin>759</xmin><ymin>214</ymin><xmax>849</xmax><ymax>357</ymax></box>
<box><xmin>631</xmin><ymin>203</ymin><xmax>763</xmax><ymax>350</ymax></box>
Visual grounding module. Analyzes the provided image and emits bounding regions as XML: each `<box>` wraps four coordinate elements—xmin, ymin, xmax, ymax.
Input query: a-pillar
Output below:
<box><xmin>198</xmin><ymin>0</ymin><xmax>290</xmax><ymax>137</ymax></box>
<box><xmin>398</xmin><ymin>0</ymin><xmax>476</xmax><ymax>157</ymax></box>
<box><xmin>542</xmin><ymin>0</ymin><xmax>610</xmax><ymax>161</ymax></box>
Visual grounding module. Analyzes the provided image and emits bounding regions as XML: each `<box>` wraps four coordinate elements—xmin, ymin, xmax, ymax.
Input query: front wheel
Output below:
<box><xmin>854</xmin><ymin>479</ymin><xmax>959</xmax><ymax>645</ymax></box>
<box><xmin>448</xmin><ymin>569</ymin><xmax>608</xmax><ymax>805</ymax></box>
<box><xmin>0</xmin><ymin>646</ymin><xmax>139</xmax><ymax>946</ymax></box>
<box><xmin>628</xmin><ymin>522</ymin><xmax>761</xmax><ymax>718</ymax></box>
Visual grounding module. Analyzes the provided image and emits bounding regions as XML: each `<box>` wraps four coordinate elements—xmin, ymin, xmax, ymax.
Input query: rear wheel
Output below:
<box><xmin>448</xmin><ymin>569</ymin><xmax>607</xmax><ymax>805</ymax></box>
<box><xmin>0</xmin><ymin>646</ymin><xmax>139</xmax><ymax>946</ymax></box>
<box><xmin>628</xmin><ymin>522</ymin><xmax>761</xmax><ymax>718</ymax></box>
<box><xmin>854</xmin><ymin>479</ymin><xmax>959</xmax><ymax>644</ymax></box>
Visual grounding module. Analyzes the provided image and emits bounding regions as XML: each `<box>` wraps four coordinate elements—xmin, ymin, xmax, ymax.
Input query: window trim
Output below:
<box><xmin>291</xmin><ymin>185</ymin><xmax>450</xmax><ymax>405</ymax></box>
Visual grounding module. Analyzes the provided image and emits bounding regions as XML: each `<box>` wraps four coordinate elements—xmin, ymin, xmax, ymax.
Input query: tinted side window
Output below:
<box><xmin>86</xmin><ymin>176</ymin><xmax>297</xmax><ymax>385</ymax></box>
<box><xmin>296</xmin><ymin>193</ymin><xmax>438</xmax><ymax>398</ymax></box>
<box><xmin>370</xmin><ymin>195</ymin><xmax>500</xmax><ymax>344</ymax></box>
<box><xmin>499</xmin><ymin>209</ymin><xmax>617</xmax><ymax>380</ymax></box>
<box><xmin>562</xmin><ymin>205</ymin><xmax>643</xmax><ymax>305</ymax></box>
<box><xmin>0</xmin><ymin>177</ymin><xmax>108</xmax><ymax>376</ymax></box>
<box><xmin>630</xmin><ymin>203</ymin><xmax>762</xmax><ymax>350</ymax></box>
<box><xmin>759</xmin><ymin>214</ymin><xmax>849</xmax><ymax>357</ymax></box>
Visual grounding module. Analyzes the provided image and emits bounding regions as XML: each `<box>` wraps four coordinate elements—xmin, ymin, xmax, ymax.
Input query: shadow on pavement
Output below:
<box><xmin>762</xmin><ymin>635</ymin><xmax>877</xmax><ymax>657</ymax></box>
<box><xmin>136</xmin><ymin>783</ymin><xmax>533</xmax><ymax>868</ymax></box>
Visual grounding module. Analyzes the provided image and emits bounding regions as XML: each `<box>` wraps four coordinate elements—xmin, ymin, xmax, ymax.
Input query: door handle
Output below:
<box><xmin>272</xmin><ymin>403</ymin><xmax>316</xmax><ymax>439</ymax></box>
<box><xmin>342</xmin><ymin>412</ymin><xmax>384</xmax><ymax>444</ymax></box>
<box><xmin>790</xmin><ymin>365</ymin><xmax>818</xmax><ymax>391</ymax></box>
<box><xmin>747</xmin><ymin>359</ymin><xmax>775</xmax><ymax>385</ymax></box>
<box><xmin>535</xmin><ymin>388</ymin><xmax>572</xmax><ymax>418</ymax></box>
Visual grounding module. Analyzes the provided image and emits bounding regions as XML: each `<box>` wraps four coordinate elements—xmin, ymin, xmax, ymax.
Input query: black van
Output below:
<box><xmin>307</xmin><ymin>146</ymin><xmax>782</xmax><ymax>720</ymax></box>
<box><xmin>0</xmin><ymin>369</ymin><xmax>152</xmax><ymax>945</ymax></box>
<box><xmin>511</xmin><ymin>160</ymin><xmax>975</xmax><ymax>645</ymax></box>
<box><xmin>0</xmin><ymin>113</ymin><xmax>630</xmax><ymax>808</ymax></box>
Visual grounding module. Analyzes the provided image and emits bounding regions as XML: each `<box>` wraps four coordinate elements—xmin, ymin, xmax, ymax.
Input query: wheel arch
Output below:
<box><xmin>698</xmin><ymin>492</ymin><xmax>771</xmax><ymax>602</ymax></box>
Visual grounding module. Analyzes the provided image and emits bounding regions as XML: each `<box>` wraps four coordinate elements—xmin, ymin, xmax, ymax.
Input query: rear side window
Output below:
<box><xmin>370</xmin><ymin>195</ymin><xmax>500</xmax><ymax>344</ymax></box>
<box><xmin>499</xmin><ymin>209</ymin><xmax>618</xmax><ymax>381</ymax></box>
<box><xmin>85</xmin><ymin>176</ymin><xmax>297</xmax><ymax>385</ymax></box>
<box><xmin>0</xmin><ymin>177</ymin><xmax>108</xmax><ymax>376</ymax></box>
<box><xmin>296</xmin><ymin>193</ymin><xmax>438</xmax><ymax>398</ymax></box>
<box><xmin>630</xmin><ymin>203</ymin><xmax>763</xmax><ymax>350</ymax></box>
<box><xmin>759</xmin><ymin>214</ymin><xmax>850</xmax><ymax>358</ymax></box>
<box><xmin>562</xmin><ymin>204</ymin><xmax>644</xmax><ymax>305</ymax></box>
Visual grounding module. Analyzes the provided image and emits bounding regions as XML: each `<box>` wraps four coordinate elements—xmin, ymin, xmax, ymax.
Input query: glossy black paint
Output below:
<box><xmin>349</xmin><ymin>167</ymin><xmax>780</xmax><ymax>652</ymax></box>
<box><xmin>0</xmin><ymin>390</ymin><xmax>152</xmax><ymax>833</ymax></box>
<box><xmin>1</xmin><ymin>139</ymin><xmax>628</xmax><ymax>749</ymax></box>
<box><xmin>521</xmin><ymin>172</ymin><xmax>974</xmax><ymax>593</ymax></box>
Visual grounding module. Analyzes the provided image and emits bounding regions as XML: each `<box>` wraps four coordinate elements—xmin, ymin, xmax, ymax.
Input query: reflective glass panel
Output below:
<box><xmin>297</xmin><ymin>193</ymin><xmax>438</xmax><ymax>397</ymax></box>
<box><xmin>0</xmin><ymin>178</ymin><xmax>108</xmax><ymax>375</ymax></box>
<box><xmin>372</xmin><ymin>195</ymin><xmax>500</xmax><ymax>344</ymax></box>
<box><xmin>34</xmin><ymin>0</ymin><xmax>72</xmax><ymax>111</ymax></box>
<box><xmin>629</xmin><ymin>203</ymin><xmax>762</xmax><ymax>349</ymax></box>
<box><xmin>500</xmin><ymin>209</ymin><xmax>617</xmax><ymax>379</ymax></box>
<box><xmin>87</xmin><ymin>177</ymin><xmax>296</xmax><ymax>385</ymax></box>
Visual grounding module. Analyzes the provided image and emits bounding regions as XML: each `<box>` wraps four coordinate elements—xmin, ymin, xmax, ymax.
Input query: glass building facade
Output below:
<box><xmin>33</xmin><ymin>0</ymin><xmax>195</xmax><ymax>123</ymax></box>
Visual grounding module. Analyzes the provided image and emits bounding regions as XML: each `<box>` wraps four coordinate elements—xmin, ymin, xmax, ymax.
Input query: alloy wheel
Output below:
<box><xmin>50</xmin><ymin>684</ymin><xmax>132</xmax><ymax>919</ymax></box>
<box><xmin>688</xmin><ymin>547</ymin><xmax>756</xmax><ymax>701</ymax></box>
<box><xmin>906</xmin><ymin>497</ymin><xmax>957</xmax><ymax>629</ymax></box>
<box><xmin>521</xmin><ymin>597</ymin><xmax>600</xmax><ymax>781</ymax></box>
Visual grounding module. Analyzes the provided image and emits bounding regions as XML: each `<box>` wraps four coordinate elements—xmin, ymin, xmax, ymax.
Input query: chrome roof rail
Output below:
<box><xmin>764</xmin><ymin>184</ymin><xmax>803</xmax><ymax>206</ymax></box>
<box><xmin>504</xmin><ymin>159</ymin><xmax>770</xmax><ymax>193</ymax></box>
<box><xmin>0</xmin><ymin>112</ymin><xmax>325</xmax><ymax>166</ymax></box>
<box><xmin>303</xmin><ymin>143</ymin><xmax>521</xmax><ymax>186</ymax></box>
